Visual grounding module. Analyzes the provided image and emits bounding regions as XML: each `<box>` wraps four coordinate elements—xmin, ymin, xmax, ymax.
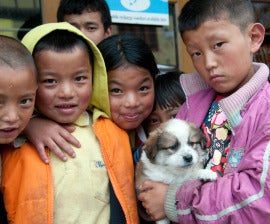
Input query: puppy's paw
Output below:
<box><xmin>197</xmin><ymin>169</ymin><xmax>217</xmax><ymax>182</ymax></box>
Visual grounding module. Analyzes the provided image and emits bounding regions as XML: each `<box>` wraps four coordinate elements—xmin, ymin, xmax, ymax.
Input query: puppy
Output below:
<box><xmin>136</xmin><ymin>119</ymin><xmax>217</xmax><ymax>224</ymax></box>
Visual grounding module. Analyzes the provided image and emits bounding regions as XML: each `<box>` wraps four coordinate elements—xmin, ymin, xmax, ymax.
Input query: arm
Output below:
<box><xmin>24</xmin><ymin>116</ymin><xmax>81</xmax><ymax>163</ymax></box>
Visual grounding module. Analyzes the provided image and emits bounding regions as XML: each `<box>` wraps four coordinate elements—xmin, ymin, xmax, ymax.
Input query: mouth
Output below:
<box><xmin>55</xmin><ymin>104</ymin><xmax>77</xmax><ymax>114</ymax></box>
<box><xmin>55</xmin><ymin>104</ymin><xmax>77</xmax><ymax>108</ymax></box>
<box><xmin>0</xmin><ymin>127</ymin><xmax>18</xmax><ymax>137</ymax></box>
<box><xmin>181</xmin><ymin>162</ymin><xmax>194</xmax><ymax>167</ymax></box>
<box><xmin>123</xmin><ymin>113</ymin><xmax>140</xmax><ymax>121</ymax></box>
<box><xmin>210</xmin><ymin>74</ymin><xmax>224</xmax><ymax>83</ymax></box>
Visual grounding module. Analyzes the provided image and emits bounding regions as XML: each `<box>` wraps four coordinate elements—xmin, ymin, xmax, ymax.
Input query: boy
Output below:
<box><xmin>1</xmin><ymin>23</ymin><xmax>138</xmax><ymax>224</ymax></box>
<box><xmin>0</xmin><ymin>35</ymin><xmax>37</xmax><ymax>145</ymax></box>
<box><xmin>22</xmin><ymin>0</ymin><xmax>113</xmax><ymax>162</ymax></box>
<box><xmin>138</xmin><ymin>0</ymin><xmax>270</xmax><ymax>223</ymax></box>
<box><xmin>57</xmin><ymin>0</ymin><xmax>112</xmax><ymax>44</ymax></box>
<box><xmin>0</xmin><ymin>35</ymin><xmax>37</xmax><ymax>224</ymax></box>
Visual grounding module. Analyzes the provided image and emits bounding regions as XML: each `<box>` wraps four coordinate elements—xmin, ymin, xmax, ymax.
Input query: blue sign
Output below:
<box><xmin>106</xmin><ymin>0</ymin><xmax>169</xmax><ymax>26</ymax></box>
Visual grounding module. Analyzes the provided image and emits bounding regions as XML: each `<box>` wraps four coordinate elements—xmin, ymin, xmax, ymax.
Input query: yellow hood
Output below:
<box><xmin>21</xmin><ymin>22</ymin><xmax>110</xmax><ymax>121</ymax></box>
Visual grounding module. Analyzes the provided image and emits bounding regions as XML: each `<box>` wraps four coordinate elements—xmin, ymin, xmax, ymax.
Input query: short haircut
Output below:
<box><xmin>57</xmin><ymin>0</ymin><xmax>112</xmax><ymax>31</ymax></box>
<box><xmin>178</xmin><ymin>0</ymin><xmax>255</xmax><ymax>36</ymax></box>
<box><xmin>32</xmin><ymin>30</ymin><xmax>93</xmax><ymax>65</ymax></box>
<box><xmin>0</xmin><ymin>35</ymin><xmax>36</xmax><ymax>74</ymax></box>
<box><xmin>155</xmin><ymin>71</ymin><xmax>186</xmax><ymax>110</ymax></box>
<box><xmin>97</xmin><ymin>34</ymin><xmax>159</xmax><ymax>80</ymax></box>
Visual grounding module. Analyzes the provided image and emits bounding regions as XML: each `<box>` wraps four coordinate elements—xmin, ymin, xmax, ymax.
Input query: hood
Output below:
<box><xmin>21</xmin><ymin>22</ymin><xmax>110</xmax><ymax>121</ymax></box>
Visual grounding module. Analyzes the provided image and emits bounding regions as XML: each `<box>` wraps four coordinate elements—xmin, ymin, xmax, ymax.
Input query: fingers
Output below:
<box><xmin>139</xmin><ymin>180</ymin><xmax>154</xmax><ymax>192</ymax></box>
<box><xmin>62</xmin><ymin>124</ymin><xmax>76</xmax><ymax>133</ymax></box>
<box><xmin>60</xmin><ymin>128</ymin><xmax>81</xmax><ymax>149</ymax></box>
<box><xmin>36</xmin><ymin>144</ymin><xmax>50</xmax><ymax>164</ymax></box>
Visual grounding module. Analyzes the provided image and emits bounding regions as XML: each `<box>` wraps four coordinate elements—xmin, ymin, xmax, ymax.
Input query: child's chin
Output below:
<box><xmin>54</xmin><ymin>117</ymin><xmax>74</xmax><ymax>124</ymax></box>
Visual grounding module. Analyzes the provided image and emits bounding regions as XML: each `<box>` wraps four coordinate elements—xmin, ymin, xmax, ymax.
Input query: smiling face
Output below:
<box><xmin>34</xmin><ymin>47</ymin><xmax>92</xmax><ymax>124</ymax></box>
<box><xmin>64</xmin><ymin>10</ymin><xmax>111</xmax><ymax>45</ymax></box>
<box><xmin>108</xmin><ymin>65</ymin><xmax>155</xmax><ymax>131</ymax></box>
<box><xmin>182</xmin><ymin>18</ymin><xmax>262</xmax><ymax>96</ymax></box>
<box><xmin>0</xmin><ymin>66</ymin><xmax>37</xmax><ymax>144</ymax></box>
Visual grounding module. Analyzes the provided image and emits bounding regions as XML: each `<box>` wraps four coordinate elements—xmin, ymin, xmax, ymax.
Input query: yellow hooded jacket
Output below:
<box><xmin>1</xmin><ymin>23</ymin><xmax>139</xmax><ymax>224</ymax></box>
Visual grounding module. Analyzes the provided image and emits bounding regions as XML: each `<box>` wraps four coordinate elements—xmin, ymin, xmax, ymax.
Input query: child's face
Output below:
<box><xmin>108</xmin><ymin>65</ymin><xmax>155</xmax><ymax>131</ymax></box>
<box><xmin>145</xmin><ymin>104</ymin><xmax>181</xmax><ymax>134</ymax></box>
<box><xmin>34</xmin><ymin>47</ymin><xmax>92</xmax><ymax>124</ymax></box>
<box><xmin>63</xmin><ymin>10</ymin><xmax>111</xmax><ymax>45</ymax></box>
<box><xmin>182</xmin><ymin>19</ymin><xmax>256</xmax><ymax>96</ymax></box>
<box><xmin>0</xmin><ymin>66</ymin><xmax>37</xmax><ymax>144</ymax></box>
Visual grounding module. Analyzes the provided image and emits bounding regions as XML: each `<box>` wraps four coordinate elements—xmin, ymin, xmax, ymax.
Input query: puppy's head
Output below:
<box><xmin>142</xmin><ymin>119</ymin><xmax>207</xmax><ymax>168</ymax></box>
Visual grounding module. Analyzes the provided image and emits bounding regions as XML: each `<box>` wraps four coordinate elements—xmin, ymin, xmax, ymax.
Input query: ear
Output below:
<box><xmin>142</xmin><ymin>129</ymin><xmax>161</xmax><ymax>161</ymax></box>
<box><xmin>248</xmin><ymin>23</ymin><xmax>265</xmax><ymax>53</ymax></box>
<box><xmin>104</xmin><ymin>26</ymin><xmax>112</xmax><ymax>38</ymax></box>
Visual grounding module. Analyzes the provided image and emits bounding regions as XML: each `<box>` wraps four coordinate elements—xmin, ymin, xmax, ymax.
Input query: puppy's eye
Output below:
<box><xmin>188</xmin><ymin>141</ymin><xmax>201</xmax><ymax>149</ymax></box>
<box><xmin>163</xmin><ymin>142</ymin><xmax>179</xmax><ymax>152</ymax></box>
<box><xmin>170</xmin><ymin>142</ymin><xmax>178</xmax><ymax>151</ymax></box>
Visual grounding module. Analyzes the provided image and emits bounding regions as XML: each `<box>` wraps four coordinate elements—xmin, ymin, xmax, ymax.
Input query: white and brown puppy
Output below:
<box><xmin>136</xmin><ymin>119</ymin><xmax>217</xmax><ymax>224</ymax></box>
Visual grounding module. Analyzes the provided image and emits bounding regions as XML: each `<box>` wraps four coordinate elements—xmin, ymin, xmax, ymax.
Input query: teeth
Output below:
<box><xmin>58</xmin><ymin>105</ymin><xmax>73</xmax><ymax>108</ymax></box>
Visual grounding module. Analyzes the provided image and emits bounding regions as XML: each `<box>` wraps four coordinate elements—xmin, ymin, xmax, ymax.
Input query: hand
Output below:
<box><xmin>24</xmin><ymin>117</ymin><xmax>81</xmax><ymax>163</ymax></box>
<box><xmin>138</xmin><ymin>180</ymin><xmax>169</xmax><ymax>221</ymax></box>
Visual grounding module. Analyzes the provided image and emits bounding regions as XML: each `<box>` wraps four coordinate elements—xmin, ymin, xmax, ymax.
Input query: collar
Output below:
<box><xmin>72</xmin><ymin>111</ymin><xmax>91</xmax><ymax>127</ymax></box>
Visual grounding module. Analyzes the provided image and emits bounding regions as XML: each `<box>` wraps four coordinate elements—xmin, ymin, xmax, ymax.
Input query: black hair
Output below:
<box><xmin>17</xmin><ymin>14</ymin><xmax>42</xmax><ymax>40</ymax></box>
<box><xmin>178</xmin><ymin>0</ymin><xmax>255</xmax><ymax>36</ymax></box>
<box><xmin>57</xmin><ymin>0</ymin><xmax>112</xmax><ymax>31</ymax></box>
<box><xmin>155</xmin><ymin>71</ymin><xmax>186</xmax><ymax>110</ymax></box>
<box><xmin>97</xmin><ymin>34</ymin><xmax>159</xmax><ymax>80</ymax></box>
<box><xmin>32</xmin><ymin>30</ymin><xmax>93</xmax><ymax>65</ymax></box>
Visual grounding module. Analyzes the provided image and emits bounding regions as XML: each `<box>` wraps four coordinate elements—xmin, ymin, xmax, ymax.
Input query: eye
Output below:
<box><xmin>191</xmin><ymin>51</ymin><xmax>201</xmax><ymax>58</ymax></box>
<box><xmin>86</xmin><ymin>26</ymin><xmax>97</xmax><ymax>32</ymax></box>
<box><xmin>214</xmin><ymin>42</ymin><xmax>224</xmax><ymax>49</ymax></box>
<box><xmin>170</xmin><ymin>142</ymin><xmax>178</xmax><ymax>151</ymax></box>
<box><xmin>43</xmin><ymin>79</ymin><xmax>56</xmax><ymax>84</ymax></box>
<box><xmin>188</xmin><ymin>141</ymin><xmax>201</xmax><ymax>149</ymax></box>
<box><xmin>139</xmin><ymin>86</ymin><xmax>150</xmax><ymax>92</ymax></box>
<box><xmin>75</xmin><ymin>76</ymin><xmax>87</xmax><ymax>82</ymax></box>
<box><xmin>20</xmin><ymin>97</ymin><xmax>35</xmax><ymax>108</ymax></box>
<box><xmin>110</xmin><ymin>88</ymin><xmax>122</xmax><ymax>94</ymax></box>
<box><xmin>163</xmin><ymin>142</ymin><xmax>179</xmax><ymax>152</ymax></box>
<box><xmin>149</xmin><ymin>118</ymin><xmax>159</xmax><ymax>125</ymax></box>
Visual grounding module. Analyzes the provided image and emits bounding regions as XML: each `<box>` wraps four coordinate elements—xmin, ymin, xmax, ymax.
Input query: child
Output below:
<box><xmin>0</xmin><ymin>35</ymin><xmax>37</xmax><ymax>145</ymax></box>
<box><xmin>138</xmin><ymin>0</ymin><xmax>270</xmax><ymax>223</ymax></box>
<box><xmin>1</xmin><ymin>23</ymin><xmax>139</xmax><ymax>224</ymax></box>
<box><xmin>143</xmin><ymin>71</ymin><xmax>186</xmax><ymax>135</ymax></box>
<box><xmin>97</xmin><ymin>34</ymin><xmax>158</xmax><ymax>147</ymax></box>
<box><xmin>0</xmin><ymin>35</ymin><xmax>37</xmax><ymax>224</ymax></box>
<box><xmin>57</xmin><ymin>0</ymin><xmax>112</xmax><ymax>44</ymax></box>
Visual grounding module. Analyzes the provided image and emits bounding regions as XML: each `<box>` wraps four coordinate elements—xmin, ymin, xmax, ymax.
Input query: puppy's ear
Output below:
<box><xmin>142</xmin><ymin>128</ymin><xmax>162</xmax><ymax>162</ymax></box>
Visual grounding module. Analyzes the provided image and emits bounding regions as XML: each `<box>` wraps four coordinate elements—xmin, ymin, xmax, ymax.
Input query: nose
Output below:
<box><xmin>204</xmin><ymin>51</ymin><xmax>217</xmax><ymax>70</ymax></box>
<box><xmin>183</xmin><ymin>154</ymin><xmax>193</xmax><ymax>163</ymax></box>
<box><xmin>124</xmin><ymin>92</ymin><xmax>140</xmax><ymax>108</ymax></box>
<box><xmin>58</xmin><ymin>82</ymin><xmax>75</xmax><ymax>99</ymax></box>
<box><xmin>2</xmin><ymin>104</ymin><xmax>19</xmax><ymax>123</ymax></box>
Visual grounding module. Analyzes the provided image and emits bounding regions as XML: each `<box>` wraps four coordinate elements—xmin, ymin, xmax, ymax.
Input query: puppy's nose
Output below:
<box><xmin>183</xmin><ymin>154</ymin><xmax>193</xmax><ymax>163</ymax></box>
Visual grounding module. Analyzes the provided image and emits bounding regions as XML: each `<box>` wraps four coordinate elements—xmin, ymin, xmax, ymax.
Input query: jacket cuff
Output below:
<box><xmin>165</xmin><ymin>182</ymin><xmax>179</xmax><ymax>222</ymax></box>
